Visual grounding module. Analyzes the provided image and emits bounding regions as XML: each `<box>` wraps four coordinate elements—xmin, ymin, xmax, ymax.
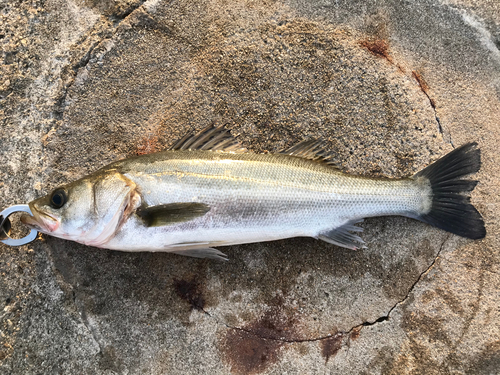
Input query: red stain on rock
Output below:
<box><xmin>412</xmin><ymin>71</ymin><xmax>436</xmax><ymax>108</ymax></box>
<box><xmin>350</xmin><ymin>326</ymin><xmax>362</xmax><ymax>341</ymax></box>
<box><xmin>360</xmin><ymin>39</ymin><xmax>393</xmax><ymax>63</ymax></box>
<box><xmin>222</xmin><ymin>329</ymin><xmax>282</xmax><ymax>375</ymax></box>
<box><xmin>136</xmin><ymin>134</ymin><xmax>161</xmax><ymax>155</ymax></box>
<box><xmin>321</xmin><ymin>333</ymin><xmax>343</xmax><ymax>363</ymax></box>
<box><xmin>220</xmin><ymin>297</ymin><xmax>300</xmax><ymax>374</ymax></box>
<box><xmin>412</xmin><ymin>71</ymin><xmax>429</xmax><ymax>92</ymax></box>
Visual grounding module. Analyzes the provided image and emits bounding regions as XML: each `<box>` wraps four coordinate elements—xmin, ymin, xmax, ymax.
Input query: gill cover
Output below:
<box><xmin>83</xmin><ymin>170</ymin><xmax>140</xmax><ymax>247</ymax></box>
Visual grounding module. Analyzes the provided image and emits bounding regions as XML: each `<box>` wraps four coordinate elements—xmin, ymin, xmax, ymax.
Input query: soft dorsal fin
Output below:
<box><xmin>170</xmin><ymin>126</ymin><xmax>247</xmax><ymax>153</ymax></box>
<box><xmin>280</xmin><ymin>139</ymin><xmax>338</xmax><ymax>166</ymax></box>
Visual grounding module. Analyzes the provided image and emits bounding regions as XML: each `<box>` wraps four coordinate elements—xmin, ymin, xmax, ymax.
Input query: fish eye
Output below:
<box><xmin>50</xmin><ymin>189</ymin><xmax>67</xmax><ymax>209</ymax></box>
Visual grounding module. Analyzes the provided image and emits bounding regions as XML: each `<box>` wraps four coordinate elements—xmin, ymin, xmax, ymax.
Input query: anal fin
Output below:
<box><xmin>317</xmin><ymin>220</ymin><xmax>366</xmax><ymax>250</ymax></box>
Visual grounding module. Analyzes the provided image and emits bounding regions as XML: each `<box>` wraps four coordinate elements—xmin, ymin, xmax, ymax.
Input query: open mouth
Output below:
<box><xmin>20</xmin><ymin>206</ymin><xmax>58</xmax><ymax>233</ymax></box>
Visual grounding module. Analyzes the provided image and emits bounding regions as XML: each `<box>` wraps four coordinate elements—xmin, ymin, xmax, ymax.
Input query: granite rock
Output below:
<box><xmin>1</xmin><ymin>0</ymin><xmax>498</xmax><ymax>373</ymax></box>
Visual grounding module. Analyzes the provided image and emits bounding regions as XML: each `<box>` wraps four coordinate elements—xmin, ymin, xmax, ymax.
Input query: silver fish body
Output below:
<box><xmin>21</xmin><ymin>127</ymin><xmax>485</xmax><ymax>259</ymax></box>
<box><xmin>105</xmin><ymin>150</ymin><xmax>430</xmax><ymax>251</ymax></box>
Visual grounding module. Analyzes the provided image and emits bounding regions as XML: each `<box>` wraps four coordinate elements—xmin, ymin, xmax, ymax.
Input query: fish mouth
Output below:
<box><xmin>20</xmin><ymin>205</ymin><xmax>58</xmax><ymax>233</ymax></box>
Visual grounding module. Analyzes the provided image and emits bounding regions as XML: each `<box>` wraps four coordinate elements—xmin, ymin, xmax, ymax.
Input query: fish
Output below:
<box><xmin>21</xmin><ymin>126</ymin><xmax>485</xmax><ymax>260</ymax></box>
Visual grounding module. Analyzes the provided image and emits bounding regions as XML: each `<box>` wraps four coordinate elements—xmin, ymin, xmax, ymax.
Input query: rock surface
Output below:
<box><xmin>1</xmin><ymin>0</ymin><xmax>498</xmax><ymax>374</ymax></box>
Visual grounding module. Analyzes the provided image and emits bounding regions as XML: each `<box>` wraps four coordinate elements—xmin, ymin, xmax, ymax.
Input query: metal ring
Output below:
<box><xmin>0</xmin><ymin>205</ymin><xmax>38</xmax><ymax>246</ymax></box>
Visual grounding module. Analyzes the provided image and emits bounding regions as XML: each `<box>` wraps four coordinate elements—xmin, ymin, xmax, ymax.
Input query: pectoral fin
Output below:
<box><xmin>317</xmin><ymin>220</ymin><xmax>366</xmax><ymax>250</ymax></box>
<box><xmin>136</xmin><ymin>202</ymin><xmax>210</xmax><ymax>227</ymax></box>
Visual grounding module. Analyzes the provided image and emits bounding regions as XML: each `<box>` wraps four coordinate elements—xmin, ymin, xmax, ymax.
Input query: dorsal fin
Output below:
<box><xmin>170</xmin><ymin>126</ymin><xmax>247</xmax><ymax>153</ymax></box>
<box><xmin>280</xmin><ymin>139</ymin><xmax>338</xmax><ymax>166</ymax></box>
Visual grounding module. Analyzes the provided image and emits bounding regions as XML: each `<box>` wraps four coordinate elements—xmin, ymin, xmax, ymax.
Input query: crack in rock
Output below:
<box><xmin>43</xmin><ymin>246</ymin><xmax>105</xmax><ymax>356</ymax></box>
<box><xmin>347</xmin><ymin>233</ymin><xmax>451</xmax><ymax>331</ymax></box>
<box><xmin>54</xmin><ymin>39</ymin><xmax>104</xmax><ymax>120</ymax></box>
<box><xmin>426</xmin><ymin>95</ymin><xmax>454</xmax><ymax>148</ymax></box>
<box><xmin>412</xmin><ymin>71</ymin><xmax>454</xmax><ymax>148</ymax></box>
<box><xmin>73</xmin><ymin>291</ymin><xmax>105</xmax><ymax>355</ymax></box>
<box><xmin>201</xmin><ymin>308</ymin><xmax>337</xmax><ymax>343</ymax></box>
<box><xmin>203</xmin><ymin>234</ymin><xmax>451</xmax><ymax>348</ymax></box>
<box><xmin>55</xmin><ymin>4</ymin><xmax>147</xmax><ymax>119</ymax></box>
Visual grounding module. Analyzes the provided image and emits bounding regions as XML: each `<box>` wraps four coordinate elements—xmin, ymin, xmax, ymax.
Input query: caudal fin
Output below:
<box><xmin>413</xmin><ymin>143</ymin><xmax>485</xmax><ymax>240</ymax></box>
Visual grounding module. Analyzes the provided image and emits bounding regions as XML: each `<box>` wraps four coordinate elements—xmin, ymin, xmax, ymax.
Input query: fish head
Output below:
<box><xmin>21</xmin><ymin>170</ymin><xmax>141</xmax><ymax>247</ymax></box>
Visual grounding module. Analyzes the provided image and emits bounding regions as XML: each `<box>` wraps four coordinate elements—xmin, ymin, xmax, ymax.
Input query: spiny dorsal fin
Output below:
<box><xmin>137</xmin><ymin>202</ymin><xmax>210</xmax><ymax>227</ymax></box>
<box><xmin>170</xmin><ymin>126</ymin><xmax>247</xmax><ymax>153</ymax></box>
<box><xmin>280</xmin><ymin>139</ymin><xmax>338</xmax><ymax>166</ymax></box>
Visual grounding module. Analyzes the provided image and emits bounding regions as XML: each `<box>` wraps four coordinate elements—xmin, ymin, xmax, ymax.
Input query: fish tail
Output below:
<box><xmin>413</xmin><ymin>142</ymin><xmax>485</xmax><ymax>239</ymax></box>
